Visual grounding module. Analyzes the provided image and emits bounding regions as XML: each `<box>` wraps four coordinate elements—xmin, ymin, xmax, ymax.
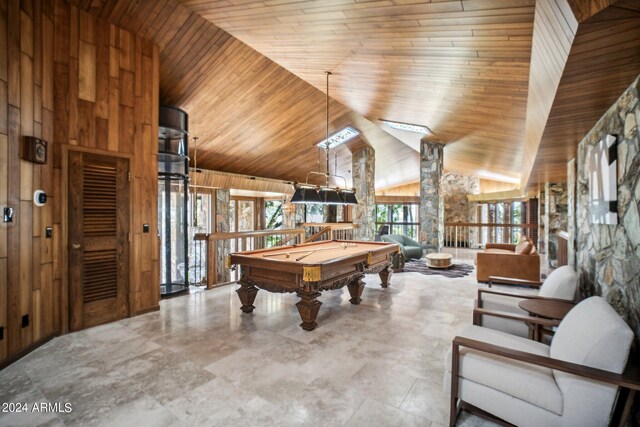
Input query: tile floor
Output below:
<box><xmin>0</xmin><ymin>254</ymin><xmax>520</xmax><ymax>427</ymax></box>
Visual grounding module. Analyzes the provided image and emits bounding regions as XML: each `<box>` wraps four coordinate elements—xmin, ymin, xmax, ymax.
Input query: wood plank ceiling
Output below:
<box><xmin>70</xmin><ymin>0</ymin><xmax>418</xmax><ymax>190</ymax></box>
<box><xmin>179</xmin><ymin>0</ymin><xmax>536</xmax><ymax>185</ymax></box>
<box><xmin>72</xmin><ymin>0</ymin><xmax>640</xmax><ymax>193</ymax></box>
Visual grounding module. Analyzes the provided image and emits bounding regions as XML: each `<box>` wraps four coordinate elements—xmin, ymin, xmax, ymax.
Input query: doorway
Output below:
<box><xmin>68</xmin><ymin>152</ymin><xmax>130</xmax><ymax>331</ymax></box>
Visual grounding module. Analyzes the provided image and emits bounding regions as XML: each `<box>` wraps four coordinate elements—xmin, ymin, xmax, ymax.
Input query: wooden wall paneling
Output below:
<box><xmin>7</xmin><ymin>104</ymin><xmax>21</xmax><ymax>355</ymax></box>
<box><xmin>19</xmin><ymin>200</ymin><xmax>32</xmax><ymax>347</ymax></box>
<box><xmin>0</xmin><ymin>257</ymin><xmax>7</xmax><ymax>360</ymax></box>
<box><xmin>0</xmin><ymin>135</ymin><xmax>7</xmax><ymax>260</ymax></box>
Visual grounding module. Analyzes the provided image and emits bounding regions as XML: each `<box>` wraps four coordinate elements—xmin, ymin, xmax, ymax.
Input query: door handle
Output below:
<box><xmin>72</xmin><ymin>243</ymin><xmax>81</xmax><ymax>250</ymax></box>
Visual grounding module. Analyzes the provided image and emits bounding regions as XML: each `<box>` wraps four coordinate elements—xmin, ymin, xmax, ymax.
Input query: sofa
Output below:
<box><xmin>380</xmin><ymin>234</ymin><xmax>424</xmax><ymax>260</ymax></box>
<box><xmin>476</xmin><ymin>235</ymin><xmax>540</xmax><ymax>283</ymax></box>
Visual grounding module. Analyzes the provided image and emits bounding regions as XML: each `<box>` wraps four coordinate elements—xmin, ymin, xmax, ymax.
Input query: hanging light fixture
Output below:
<box><xmin>291</xmin><ymin>71</ymin><xmax>359</xmax><ymax>205</ymax></box>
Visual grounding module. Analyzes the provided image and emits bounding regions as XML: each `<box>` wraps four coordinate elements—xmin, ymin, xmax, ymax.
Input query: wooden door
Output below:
<box><xmin>68</xmin><ymin>152</ymin><xmax>130</xmax><ymax>331</ymax></box>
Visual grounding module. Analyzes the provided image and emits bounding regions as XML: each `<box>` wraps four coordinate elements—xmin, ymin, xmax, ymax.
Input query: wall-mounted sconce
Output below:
<box><xmin>34</xmin><ymin>190</ymin><xmax>47</xmax><ymax>207</ymax></box>
<box><xmin>21</xmin><ymin>137</ymin><xmax>48</xmax><ymax>164</ymax></box>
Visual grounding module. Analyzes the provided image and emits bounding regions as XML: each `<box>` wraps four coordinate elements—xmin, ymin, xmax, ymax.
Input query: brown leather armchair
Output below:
<box><xmin>476</xmin><ymin>242</ymin><xmax>540</xmax><ymax>283</ymax></box>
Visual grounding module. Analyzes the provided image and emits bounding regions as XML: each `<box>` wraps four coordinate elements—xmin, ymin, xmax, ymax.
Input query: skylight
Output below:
<box><xmin>381</xmin><ymin>120</ymin><xmax>432</xmax><ymax>135</ymax></box>
<box><xmin>316</xmin><ymin>126</ymin><xmax>360</xmax><ymax>149</ymax></box>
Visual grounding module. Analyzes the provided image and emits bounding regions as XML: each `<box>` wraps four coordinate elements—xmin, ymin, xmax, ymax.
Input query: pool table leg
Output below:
<box><xmin>237</xmin><ymin>282</ymin><xmax>259</xmax><ymax>313</ymax></box>
<box><xmin>347</xmin><ymin>276</ymin><xmax>365</xmax><ymax>304</ymax></box>
<box><xmin>296</xmin><ymin>290</ymin><xmax>322</xmax><ymax>331</ymax></box>
<box><xmin>379</xmin><ymin>266</ymin><xmax>393</xmax><ymax>288</ymax></box>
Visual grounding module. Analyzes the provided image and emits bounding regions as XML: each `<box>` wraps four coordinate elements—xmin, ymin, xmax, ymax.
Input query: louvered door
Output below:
<box><xmin>69</xmin><ymin>152</ymin><xmax>130</xmax><ymax>331</ymax></box>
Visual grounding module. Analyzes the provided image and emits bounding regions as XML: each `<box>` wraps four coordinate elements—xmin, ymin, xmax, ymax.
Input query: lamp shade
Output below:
<box><xmin>318</xmin><ymin>188</ymin><xmax>342</xmax><ymax>204</ymax></box>
<box><xmin>339</xmin><ymin>190</ymin><xmax>358</xmax><ymax>205</ymax></box>
<box><xmin>291</xmin><ymin>186</ymin><xmax>321</xmax><ymax>203</ymax></box>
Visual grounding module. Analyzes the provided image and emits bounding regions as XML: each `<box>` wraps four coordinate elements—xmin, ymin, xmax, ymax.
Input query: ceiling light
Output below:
<box><xmin>316</xmin><ymin>126</ymin><xmax>360</xmax><ymax>149</ymax></box>
<box><xmin>291</xmin><ymin>72</ymin><xmax>358</xmax><ymax>205</ymax></box>
<box><xmin>381</xmin><ymin>119</ymin><xmax>432</xmax><ymax>135</ymax></box>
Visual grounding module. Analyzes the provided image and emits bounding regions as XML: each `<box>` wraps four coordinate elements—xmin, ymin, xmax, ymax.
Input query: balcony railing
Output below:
<box><xmin>301</xmin><ymin>223</ymin><xmax>359</xmax><ymax>242</ymax></box>
<box><xmin>206</xmin><ymin>228</ymin><xmax>307</xmax><ymax>287</ymax></box>
<box><xmin>444</xmin><ymin>223</ymin><xmax>536</xmax><ymax>248</ymax></box>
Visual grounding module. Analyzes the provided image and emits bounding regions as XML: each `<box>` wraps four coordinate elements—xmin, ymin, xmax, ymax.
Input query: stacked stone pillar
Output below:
<box><xmin>567</xmin><ymin>159</ymin><xmax>577</xmax><ymax>269</ymax></box>
<box><xmin>215</xmin><ymin>189</ymin><xmax>231</xmax><ymax>283</ymax></box>
<box><xmin>352</xmin><ymin>146</ymin><xmax>376</xmax><ymax>240</ymax></box>
<box><xmin>419</xmin><ymin>140</ymin><xmax>444</xmax><ymax>253</ymax></box>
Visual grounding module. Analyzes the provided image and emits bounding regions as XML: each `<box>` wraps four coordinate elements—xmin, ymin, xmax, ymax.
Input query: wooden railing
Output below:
<box><xmin>444</xmin><ymin>223</ymin><xmax>537</xmax><ymax>248</ymax></box>
<box><xmin>301</xmin><ymin>223</ymin><xmax>359</xmax><ymax>242</ymax></box>
<box><xmin>556</xmin><ymin>230</ymin><xmax>569</xmax><ymax>267</ymax></box>
<box><xmin>206</xmin><ymin>228</ymin><xmax>306</xmax><ymax>287</ymax></box>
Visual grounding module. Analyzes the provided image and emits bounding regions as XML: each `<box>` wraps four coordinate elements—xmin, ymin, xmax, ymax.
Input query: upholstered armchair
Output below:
<box><xmin>446</xmin><ymin>297</ymin><xmax>638</xmax><ymax>427</ymax></box>
<box><xmin>476</xmin><ymin>235</ymin><xmax>540</xmax><ymax>283</ymax></box>
<box><xmin>380</xmin><ymin>234</ymin><xmax>424</xmax><ymax>260</ymax></box>
<box><xmin>474</xmin><ymin>266</ymin><xmax>578</xmax><ymax>338</ymax></box>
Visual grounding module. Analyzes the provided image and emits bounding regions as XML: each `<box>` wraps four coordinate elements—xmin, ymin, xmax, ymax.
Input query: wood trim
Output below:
<box><xmin>478</xmin><ymin>288</ymin><xmax>572</xmax><ymax>303</ymax></box>
<box><xmin>472</xmin><ymin>307</ymin><xmax>560</xmax><ymax>328</ymax></box>
<box><xmin>131</xmin><ymin>304</ymin><xmax>159</xmax><ymax>316</ymax></box>
<box><xmin>452</xmin><ymin>336</ymin><xmax>640</xmax><ymax>390</ymax></box>
<box><xmin>488</xmin><ymin>276</ymin><xmax>542</xmax><ymax>288</ymax></box>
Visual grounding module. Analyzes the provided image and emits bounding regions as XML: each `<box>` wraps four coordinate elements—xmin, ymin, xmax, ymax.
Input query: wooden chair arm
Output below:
<box><xmin>452</xmin><ymin>336</ymin><xmax>640</xmax><ymax>390</ymax></box>
<box><xmin>472</xmin><ymin>307</ymin><xmax>560</xmax><ymax>328</ymax></box>
<box><xmin>489</xmin><ymin>276</ymin><xmax>542</xmax><ymax>288</ymax></box>
<box><xmin>477</xmin><ymin>289</ymin><xmax>574</xmax><ymax>306</ymax></box>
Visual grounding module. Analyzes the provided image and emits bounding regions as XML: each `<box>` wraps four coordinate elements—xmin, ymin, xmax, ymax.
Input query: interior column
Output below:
<box><xmin>419</xmin><ymin>139</ymin><xmax>444</xmax><ymax>253</ymax></box>
<box><xmin>352</xmin><ymin>146</ymin><xmax>376</xmax><ymax>241</ymax></box>
<box><xmin>215</xmin><ymin>189</ymin><xmax>231</xmax><ymax>283</ymax></box>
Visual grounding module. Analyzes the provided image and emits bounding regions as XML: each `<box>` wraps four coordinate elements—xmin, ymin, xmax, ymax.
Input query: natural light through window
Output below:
<box><xmin>381</xmin><ymin>119</ymin><xmax>432</xmax><ymax>135</ymax></box>
<box><xmin>316</xmin><ymin>126</ymin><xmax>360</xmax><ymax>148</ymax></box>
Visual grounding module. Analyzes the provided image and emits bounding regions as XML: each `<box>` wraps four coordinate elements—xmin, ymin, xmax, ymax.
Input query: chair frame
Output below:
<box><xmin>474</xmin><ymin>288</ymin><xmax>577</xmax><ymax>340</ymax></box>
<box><xmin>449</xmin><ymin>336</ymin><xmax>640</xmax><ymax>427</ymax></box>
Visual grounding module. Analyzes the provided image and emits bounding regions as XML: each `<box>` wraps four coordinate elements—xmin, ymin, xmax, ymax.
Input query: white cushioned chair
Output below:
<box><xmin>474</xmin><ymin>266</ymin><xmax>578</xmax><ymax>338</ymax></box>
<box><xmin>445</xmin><ymin>297</ymin><xmax>636</xmax><ymax>427</ymax></box>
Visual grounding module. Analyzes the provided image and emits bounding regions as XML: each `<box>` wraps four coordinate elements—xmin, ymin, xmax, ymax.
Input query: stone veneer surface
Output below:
<box><xmin>576</xmin><ymin>74</ymin><xmax>640</xmax><ymax>343</ymax></box>
<box><xmin>544</xmin><ymin>182</ymin><xmax>568</xmax><ymax>267</ymax></box>
<box><xmin>568</xmin><ymin>159</ymin><xmax>577</xmax><ymax>269</ymax></box>
<box><xmin>215</xmin><ymin>189</ymin><xmax>231</xmax><ymax>283</ymax></box>
<box><xmin>442</xmin><ymin>172</ymin><xmax>480</xmax><ymax>247</ymax></box>
<box><xmin>419</xmin><ymin>141</ymin><xmax>444</xmax><ymax>253</ymax></box>
<box><xmin>352</xmin><ymin>146</ymin><xmax>376</xmax><ymax>240</ymax></box>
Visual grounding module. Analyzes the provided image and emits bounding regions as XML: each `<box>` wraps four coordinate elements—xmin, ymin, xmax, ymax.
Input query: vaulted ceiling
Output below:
<box><xmin>72</xmin><ymin>0</ymin><xmax>640</xmax><ymax>194</ymax></box>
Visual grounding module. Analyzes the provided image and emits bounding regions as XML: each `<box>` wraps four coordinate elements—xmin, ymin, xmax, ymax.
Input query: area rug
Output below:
<box><xmin>397</xmin><ymin>259</ymin><xmax>475</xmax><ymax>278</ymax></box>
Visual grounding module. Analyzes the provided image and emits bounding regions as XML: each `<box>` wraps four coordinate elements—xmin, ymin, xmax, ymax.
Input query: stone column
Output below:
<box><xmin>419</xmin><ymin>140</ymin><xmax>444</xmax><ymax>253</ymax></box>
<box><xmin>352</xmin><ymin>146</ymin><xmax>376</xmax><ymax>241</ymax></box>
<box><xmin>545</xmin><ymin>182</ymin><xmax>568</xmax><ymax>268</ymax></box>
<box><xmin>215</xmin><ymin>189</ymin><xmax>230</xmax><ymax>283</ymax></box>
<box><xmin>567</xmin><ymin>159</ymin><xmax>577</xmax><ymax>269</ymax></box>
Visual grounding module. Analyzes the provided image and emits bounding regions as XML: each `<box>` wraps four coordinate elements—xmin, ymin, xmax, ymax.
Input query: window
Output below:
<box><xmin>375</xmin><ymin>203</ymin><xmax>419</xmax><ymax>238</ymax></box>
<box><xmin>264</xmin><ymin>200</ymin><xmax>283</xmax><ymax>230</ymax></box>
<box><xmin>305</xmin><ymin>204</ymin><xmax>324</xmax><ymax>223</ymax></box>
<box><xmin>316</xmin><ymin>126</ymin><xmax>360</xmax><ymax>148</ymax></box>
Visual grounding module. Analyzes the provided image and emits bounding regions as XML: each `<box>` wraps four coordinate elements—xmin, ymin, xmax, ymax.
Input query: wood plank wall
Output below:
<box><xmin>0</xmin><ymin>0</ymin><xmax>159</xmax><ymax>367</ymax></box>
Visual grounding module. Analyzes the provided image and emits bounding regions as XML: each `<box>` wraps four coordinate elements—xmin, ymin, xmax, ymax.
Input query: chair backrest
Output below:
<box><xmin>538</xmin><ymin>266</ymin><xmax>578</xmax><ymax>300</ymax></box>
<box><xmin>550</xmin><ymin>297</ymin><xmax>633</xmax><ymax>425</ymax></box>
<box><xmin>377</xmin><ymin>225</ymin><xmax>389</xmax><ymax>236</ymax></box>
<box><xmin>382</xmin><ymin>234</ymin><xmax>408</xmax><ymax>245</ymax></box>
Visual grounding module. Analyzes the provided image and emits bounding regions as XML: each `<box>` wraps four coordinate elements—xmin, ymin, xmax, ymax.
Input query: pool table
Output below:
<box><xmin>228</xmin><ymin>240</ymin><xmax>400</xmax><ymax>331</ymax></box>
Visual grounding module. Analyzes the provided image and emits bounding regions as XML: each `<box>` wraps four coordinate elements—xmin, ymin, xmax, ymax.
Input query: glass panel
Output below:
<box><xmin>305</xmin><ymin>204</ymin><xmax>324</xmax><ymax>223</ymax></box>
<box><xmin>265</xmin><ymin>201</ymin><xmax>283</xmax><ymax>229</ymax></box>
<box><xmin>158</xmin><ymin>178</ymin><xmax>188</xmax><ymax>290</ymax></box>
<box><xmin>391</xmin><ymin>204</ymin><xmax>403</xmax><ymax>222</ymax></box>
<box><xmin>237</xmin><ymin>200</ymin><xmax>254</xmax><ymax>231</ymax></box>
<box><xmin>376</xmin><ymin>205</ymin><xmax>388</xmax><ymax>223</ymax></box>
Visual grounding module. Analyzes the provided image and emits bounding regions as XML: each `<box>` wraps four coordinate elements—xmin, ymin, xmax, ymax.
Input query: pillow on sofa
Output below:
<box><xmin>515</xmin><ymin>238</ymin><xmax>532</xmax><ymax>254</ymax></box>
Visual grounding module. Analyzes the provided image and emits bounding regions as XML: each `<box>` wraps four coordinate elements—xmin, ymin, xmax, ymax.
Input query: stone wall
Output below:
<box><xmin>352</xmin><ymin>147</ymin><xmax>376</xmax><ymax>240</ymax></box>
<box><xmin>215</xmin><ymin>189</ymin><xmax>231</xmax><ymax>283</ymax></box>
<box><xmin>419</xmin><ymin>141</ymin><xmax>444</xmax><ymax>253</ymax></box>
<box><xmin>442</xmin><ymin>172</ymin><xmax>480</xmax><ymax>247</ymax></box>
<box><xmin>576</xmin><ymin>74</ymin><xmax>640</xmax><ymax>343</ymax></box>
<box><xmin>567</xmin><ymin>159</ymin><xmax>577</xmax><ymax>269</ymax></box>
<box><xmin>545</xmin><ymin>182</ymin><xmax>568</xmax><ymax>267</ymax></box>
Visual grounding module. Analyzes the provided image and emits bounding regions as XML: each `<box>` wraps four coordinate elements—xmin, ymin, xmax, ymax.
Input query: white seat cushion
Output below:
<box><xmin>538</xmin><ymin>266</ymin><xmax>578</xmax><ymax>300</ymax></box>
<box><xmin>446</xmin><ymin>325</ymin><xmax>563</xmax><ymax>415</ymax></box>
